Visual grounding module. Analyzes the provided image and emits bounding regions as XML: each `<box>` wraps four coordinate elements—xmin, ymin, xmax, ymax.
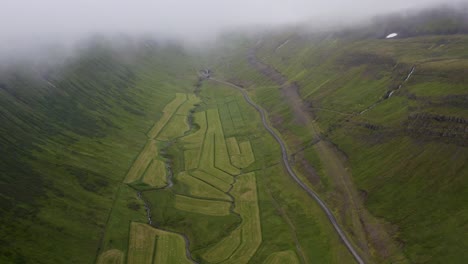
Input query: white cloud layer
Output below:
<box><xmin>0</xmin><ymin>0</ymin><xmax>460</xmax><ymax>39</ymax></box>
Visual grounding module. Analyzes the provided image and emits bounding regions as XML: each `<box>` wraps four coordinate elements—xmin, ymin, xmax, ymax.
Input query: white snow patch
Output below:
<box><xmin>386</xmin><ymin>33</ymin><xmax>398</xmax><ymax>39</ymax></box>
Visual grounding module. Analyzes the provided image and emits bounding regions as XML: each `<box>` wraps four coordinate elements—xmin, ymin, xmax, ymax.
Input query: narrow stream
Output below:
<box><xmin>360</xmin><ymin>66</ymin><xmax>415</xmax><ymax>114</ymax></box>
<box><xmin>134</xmin><ymin>104</ymin><xmax>199</xmax><ymax>263</ymax></box>
<box><xmin>137</xmin><ymin>191</ymin><xmax>152</xmax><ymax>225</ymax></box>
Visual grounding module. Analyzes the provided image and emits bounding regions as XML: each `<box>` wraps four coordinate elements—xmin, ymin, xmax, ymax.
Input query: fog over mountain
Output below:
<box><xmin>0</xmin><ymin>0</ymin><xmax>464</xmax><ymax>59</ymax></box>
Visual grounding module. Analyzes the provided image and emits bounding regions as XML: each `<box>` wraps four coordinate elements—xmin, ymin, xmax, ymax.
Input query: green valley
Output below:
<box><xmin>1</xmin><ymin>5</ymin><xmax>467</xmax><ymax>264</ymax></box>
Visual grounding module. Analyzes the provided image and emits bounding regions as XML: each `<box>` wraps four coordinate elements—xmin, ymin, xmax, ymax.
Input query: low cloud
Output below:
<box><xmin>0</xmin><ymin>0</ymin><xmax>464</xmax><ymax>59</ymax></box>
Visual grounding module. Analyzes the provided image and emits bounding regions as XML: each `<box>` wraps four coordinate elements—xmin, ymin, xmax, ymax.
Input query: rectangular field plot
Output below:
<box><xmin>174</xmin><ymin>194</ymin><xmax>231</xmax><ymax>216</ymax></box>
<box><xmin>127</xmin><ymin>222</ymin><xmax>192</xmax><ymax>264</ymax></box>
<box><xmin>142</xmin><ymin>159</ymin><xmax>167</xmax><ymax>188</ymax></box>
<box><xmin>218</xmin><ymin>100</ymin><xmax>247</xmax><ymax>137</ymax></box>
<box><xmin>198</xmin><ymin>132</ymin><xmax>235</xmax><ymax>187</ymax></box>
<box><xmin>199</xmin><ymin>132</ymin><xmax>215</xmax><ymax>171</ymax></box>
<box><xmin>153</xmin><ymin>229</ymin><xmax>193</xmax><ymax>264</ymax></box>
<box><xmin>190</xmin><ymin>170</ymin><xmax>232</xmax><ymax>193</ymax></box>
<box><xmin>127</xmin><ymin>222</ymin><xmax>158</xmax><ymax>264</ymax></box>
<box><xmin>124</xmin><ymin>140</ymin><xmax>158</xmax><ymax>183</ymax></box>
<box><xmin>147</xmin><ymin>93</ymin><xmax>186</xmax><ymax>139</ymax></box>
<box><xmin>206</xmin><ymin>109</ymin><xmax>240</xmax><ymax>175</ymax></box>
<box><xmin>184</xmin><ymin>149</ymin><xmax>199</xmax><ymax>170</ymax></box>
<box><xmin>176</xmin><ymin>171</ymin><xmax>231</xmax><ymax>201</ymax></box>
<box><xmin>226</xmin><ymin>137</ymin><xmax>241</xmax><ymax>155</ymax></box>
<box><xmin>217</xmin><ymin>103</ymin><xmax>236</xmax><ymax>136</ymax></box>
<box><xmin>214</xmin><ymin>133</ymin><xmax>240</xmax><ymax>175</ymax></box>
<box><xmin>238</xmin><ymin>141</ymin><xmax>255</xmax><ymax>166</ymax></box>
<box><xmin>227</xmin><ymin>100</ymin><xmax>245</xmax><ymax>130</ymax></box>
<box><xmin>226</xmin><ymin>137</ymin><xmax>255</xmax><ymax>169</ymax></box>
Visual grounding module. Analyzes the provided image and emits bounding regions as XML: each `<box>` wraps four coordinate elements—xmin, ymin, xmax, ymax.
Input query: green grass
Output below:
<box><xmin>147</xmin><ymin>93</ymin><xmax>187</xmax><ymax>139</ymax></box>
<box><xmin>144</xmin><ymin>190</ymin><xmax>241</xmax><ymax>254</ymax></box>
<box><xmin>97</xmin><ymin>249</ymin><xmax>124</xmax><ymax>264</ymax></box>
<box><xmin>124</xmin><ymin>140</ymin><xmax>158</xmax><ymax>183</ymax></box>
<box><xmin>230</xmin><ymin>139</ymin><xmax>256</xmax><ymax>169</ymax></box>
<box><xmin>217</xmin><ymin>31</ymin><xmax>468</xmax><ymax>263</ymax></box>
<box><xmin>190</xmin><ymin>170</ymin><xmax>232</xmax><ymax>193</ymax></box>
<box><xmin>174</xmin><ymin>194</ymin><xmax>231</xmax><ymax>216</ymax></box>
<box><xmin>126</xmin><ymin>222</ymin><xmax>193</xmax><ymax>264</ymax></box>
<box><xmin>206</xmin><ymin>109</ymin><xmax>241</xmax><ymax>175</ymax></box>
<box><xmin>157</xmin><ymin>93</ymin><xmax>201</xmax><ymax>142</ymax></box>
<box><xmin>127</xmin><ymin>222</ymin><xmax>158</xmax><ymax>264</ymax></box>
<box><xmin>158</xmin><ymin>114</ymin><xmax>190</xmax><ymax>140</ymax></box>
<box><xmin>6</xmin><ymin>25</ymin><xmax>467</xmax><ymax>264</ymax></box>
<box><xmin>226</xmin><ymin>137</ymin><xmax>241</xmax><ymax>155</ymax></box>
<box><xmin>141</xmin><ymin>80</ymin><xmax>352</xmax><ymax>263</ymax></box>
<box><xmin>221</xmin><ymin>173</ymin><xmax>262</xmax><ymax>264</ymax></box>
<box><xmin>142</xmin><ymin>159</ymin><xmax>167</xmax><ymax>188</ymax></box>
<box><xmin>202</xmin><ymin>229</ymin><xmax>242</xmax><ymax>263</ymax></box>
<box><xmin>176</xmin><ymin>94</ymin><xmax>201</xmax><ymax>115</ymax></box>
<box><xmin>0</xmin><ymin>41</ymin><xmax>199</xmax><ymax>263</ymax></box>
<box><xmin>264</xmin><ymin>250</ymin><xmax>299</xmax><ymax>264</ymax></box>
<box><xmin>174</xmin><ymin>171</ymin><xmax>231</xmax><ymax>201</ymax></box>
<box><xmin>198</xmin><ymin>130</ymin><xmax>235</xmax><ymax>186</ymax></box>
<box><xmin>182</xmin><ymin>111</ymin><xmax>208</xmax><ymax>170</ymax></box>
<box><xmin>153</xmin><ymin>228</ymin><xmax>193</xmax><ymax>264</ymax></box>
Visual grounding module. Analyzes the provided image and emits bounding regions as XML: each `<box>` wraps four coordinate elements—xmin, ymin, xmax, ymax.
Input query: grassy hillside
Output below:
<box><xmin>210</xmin><ymin>20</ymin><xmax>467</xmax><ymax>263</ymax></box>
<box><xmin>0</xmin><ymin>38</ymin><xmax>196</xmax><ymax>263</ymax></box>
<box><xmin>2</xmin><ymin>8</ymin><xmax>467</xmax><ymax>263</ymax></box>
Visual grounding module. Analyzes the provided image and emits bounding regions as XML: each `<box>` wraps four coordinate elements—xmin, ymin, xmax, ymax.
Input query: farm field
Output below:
<box><xmin>2</xmin><ymin>8</ymin><xmax>467</xmax><ymax>264</ymax></box>
<box><xmin>126</xmin><ymin>222</ymin><xmax>192</xmax><ymax>264</ymax></box>
<box><xmin>211</xmin><ymin>30</ymin><xmax>468</xmax><ymax>263</ymax></box>
<box><xmin>94</xmin><ymin>72</ymin><xmax>353</xmax><ymax>263</ymax></box>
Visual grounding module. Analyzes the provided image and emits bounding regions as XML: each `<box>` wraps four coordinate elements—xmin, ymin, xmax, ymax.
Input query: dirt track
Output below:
<box><xmin>209</xmin><ymin>77</ymin><xmax>365</xmax><ymax>264</ymax></box>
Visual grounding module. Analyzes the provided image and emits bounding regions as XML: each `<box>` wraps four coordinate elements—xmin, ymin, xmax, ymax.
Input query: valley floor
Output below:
<box><xmin>96</xmin><ymin>73</ymin><xmax>356</xmax><ymax>264</ymax></box>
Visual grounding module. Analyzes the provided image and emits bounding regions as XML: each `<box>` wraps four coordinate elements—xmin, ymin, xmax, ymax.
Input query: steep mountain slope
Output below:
<box><xmin>0</xmin><ymin>39</ymin><xmax>196</xmax><ymax>263</ymax></box>
<box><xmin>1</xmin><ymin>8</ymin><xmax>467</xmax><ymax>264</ymax></box>
<box><xmin>207</xmin><ymin>10</ymin><xmax>468</xmax><ymax>262</ymax></box>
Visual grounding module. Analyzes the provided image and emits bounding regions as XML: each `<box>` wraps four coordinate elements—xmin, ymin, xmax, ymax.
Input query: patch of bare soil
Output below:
<box><xmin>248</xmin><ymin>48</ymin><xmax>312</xmax><ymax>125</ymax></box>
<box><xmin>294</xmin><ymin>151</ymin><xmax>321</xmax><ymax>186</ymax></box>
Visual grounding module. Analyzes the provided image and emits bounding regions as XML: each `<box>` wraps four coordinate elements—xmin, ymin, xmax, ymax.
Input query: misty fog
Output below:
<box><xmin>0</xmin><ymin>0</ymin><xmax>464</xmax><ymax>60</ymax></box>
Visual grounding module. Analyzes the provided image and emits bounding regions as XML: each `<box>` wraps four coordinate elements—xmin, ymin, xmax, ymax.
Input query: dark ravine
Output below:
<box><xmin>137</xmin><ymin>191</ymin><xmax>152</xmax><ymax>224</ymax></box>
<box><xmin>209</xmin><ymin>77</ymin><xmax>365</xmax><ymax>264</ymax></box>
<box><xmin>160</xmin><ymin>141</ymin><xmax>175</xmax><ymax>189</ymax></box>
